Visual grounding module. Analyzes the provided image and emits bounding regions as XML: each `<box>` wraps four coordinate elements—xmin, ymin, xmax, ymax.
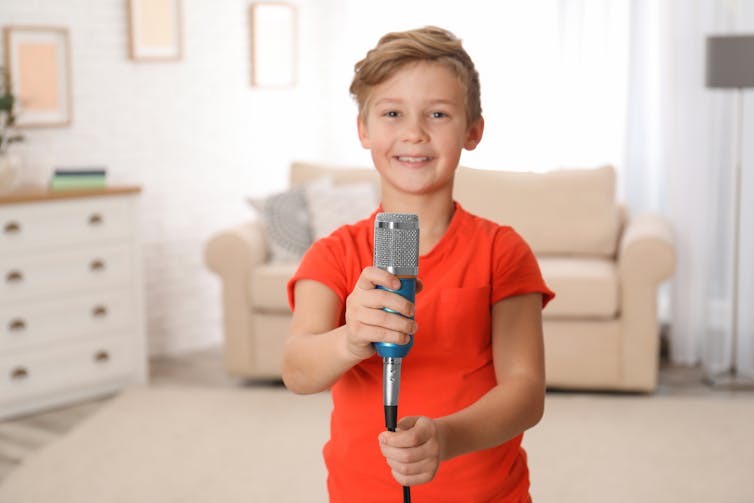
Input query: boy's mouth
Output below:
<box><xmin>396</xmin><ymin>156</ymin><xmax>433</xmax><ymax>163</ymax></box>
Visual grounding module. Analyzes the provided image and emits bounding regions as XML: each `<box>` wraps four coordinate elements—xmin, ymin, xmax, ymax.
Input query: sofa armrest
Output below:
<box><xmin>618</xmin><ymin>212</ymin><xmax>675</xmax><ymax>283</ymax></box>
<box><xmin>204</xmin><ymin>220</ymin><xmax>269</xmax><ymax>376</ymax></box>
<box><xmin>205</xmin><ymin>220</ymin><xmax>269</xmax><ymax>277</ymax></box>
<box><xmin>616</xmin><ymin>212</ymin><xmax>675</xmax><ymax>391</ymax></box>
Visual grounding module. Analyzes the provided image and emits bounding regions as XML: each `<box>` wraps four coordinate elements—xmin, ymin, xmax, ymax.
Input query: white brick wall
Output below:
<box><xmin>1</xmin><ymin>0</ymin><xmax>330</xmax><ymax>356</ymax></box>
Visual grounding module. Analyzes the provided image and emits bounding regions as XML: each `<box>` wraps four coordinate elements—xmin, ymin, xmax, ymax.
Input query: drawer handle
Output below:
<box><xmin>94</xmin><ymin>350</ymin><xmax>110</xmax><ymax>363</ymax></box>
<box><xmin>88</xmin><ymin>213</ymin><xmax>104</xmax><ymax>226</ymax></box>
<box><xmin>5</xmin><ymin>270</ymin><xmax>24</xmax><ymax>284</ymax></box>
<box><xmin>92</xmin><ymin>305</ymin><xmax>108</xmax><ymax>318</ymax></box>
<box><xmin>3</xmin><ymin>221</ymin><xmax>21</xmax><ymax>234</ymax></box>
<box><xmin>8</xmin><ymin>318</ymin><xmax>27</xmax><ymax>332</ymax></box>
<box><xmin>89</xmin><ymin>259</ymin><xmax>106</xmax><ymax>272</ymax></box>
<box><xmin>10</xmin><ymin>367</ymin><xmax>29</xmax><ymax>380</ymax></box>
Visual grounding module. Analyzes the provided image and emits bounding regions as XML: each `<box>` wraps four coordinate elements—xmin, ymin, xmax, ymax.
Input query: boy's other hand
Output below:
<box><xmin>343</xmin><ymin>267</ymin><xmax>419</xmax><ymax>361</ymax></box>
<box><xmin>378</xmin><ymin>416</ymin><xmax>441</xmax><ymax>487</ymax></box>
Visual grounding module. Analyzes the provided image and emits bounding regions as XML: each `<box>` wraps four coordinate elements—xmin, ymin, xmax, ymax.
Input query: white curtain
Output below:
<box><xmin>553</xmin><ymin>0</ymin><xmax>630</xmax><ymax>170</ymax></box>
<box><xmin>561</xmin><ymin>0</ymin><xmax>753</xmax><ymax>371</ymax></box>
<box><xmin>623</xmin><ymin>0</ymin><xmax>754</xmax><ymax>372</ymax></box>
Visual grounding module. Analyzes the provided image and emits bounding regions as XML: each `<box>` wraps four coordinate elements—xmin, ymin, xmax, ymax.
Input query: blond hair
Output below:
<box><xmin>349</xmin><ymin>26</ymin><xmax>482</xmax><ymax>126</ymax></box>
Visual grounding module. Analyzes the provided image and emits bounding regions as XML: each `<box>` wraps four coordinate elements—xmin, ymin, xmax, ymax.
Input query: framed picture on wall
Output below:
<box><xmin>128</xmin><ymin>0</ymin><xmax>182</xmax><ymax>61</ymax></box>
<box><xmin>3</xmin><ymin>26</ymin><xmax>72</xmax><ymax>128</ymax></box>
<box><xmin>249</xmin><ymin>3</ymin><xmax>298</xmax><ymax>88</ymax></box>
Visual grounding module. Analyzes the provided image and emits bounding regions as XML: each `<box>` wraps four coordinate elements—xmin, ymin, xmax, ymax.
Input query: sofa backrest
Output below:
<box><xmin>290</xmin><ymin>162</ymin><xmax>380</xmax><ymax>187</ymax></box>
<box><xmin>290</xmin><ymin>162</ymin><xmax>621</xmax><ymax>257</ymax></box>
<box><xmin>454</xmin><ymin>165</ymin><xmax>621</xmax><ymax>257</ymax></box>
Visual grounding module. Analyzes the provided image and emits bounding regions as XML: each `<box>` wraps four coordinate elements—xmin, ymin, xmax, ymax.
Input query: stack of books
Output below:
<box><xmin>50</xmin><ymin>167</ymin><xmax>107</xmax><ymax>190</ymax></box>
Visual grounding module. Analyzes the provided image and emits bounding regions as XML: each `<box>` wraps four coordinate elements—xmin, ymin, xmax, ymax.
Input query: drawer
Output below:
<box><xmin>1</xmin><ymin>244</ymin><xmax>134</xmax><ymax>302</ymax></box>
<box><xmin>1</xmin><ymin>289</ymin><xmax>136</xmax><ymax>352</ymax></box>
<box><xmin>0</xmin><ymin>334</ymin><xmax>137</xmax><ymax>405</ymax></box>
<box><xmin>0</xmin><ymin>196</ymin><xmax>134</xmax><ymax>253</ymax></box>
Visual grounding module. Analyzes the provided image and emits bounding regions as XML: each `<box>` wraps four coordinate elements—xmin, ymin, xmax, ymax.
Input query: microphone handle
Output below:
<box><xmin>383</xmin><ymin>357</ymin><xmax>401</xmax><ymax>430</ymax></box>
<box><xmin>383</xmin><ymin>357</ymin><xmax>411</xmax><ymax>503</ymax></box>
<box><xmin>373</xmin><ymin>276</ymin><xmax>416</xmax><ymax>358</ymax></box>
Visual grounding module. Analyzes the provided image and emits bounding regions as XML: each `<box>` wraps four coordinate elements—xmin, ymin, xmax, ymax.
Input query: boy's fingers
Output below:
<box><xmin>397</xmin><ymin>416</ymin><xmax>421</xmax><ymax>431</ymax></box>
<box><xmin>355</xmin><ymin>267</ymin><xmax>400</xmax><ymax>290</ymax></box>
<box><xmin>357</xmin><ymin>311</ymin><xmax>416</xmax><ymax>341</ymax></box>
<box><xmin>380</xmin><ymin>416</ymin><xmax>430</xmax><ymax>447</ymax></box>
<box><xmin>360</xmin><ymin>289</ymin><xmax>415</xmax><ymax>318</ymax></box>
<box><xmin>387</xmin><ymin>457</ymin><xmax>435</xmax><ymax>477</ymax></box>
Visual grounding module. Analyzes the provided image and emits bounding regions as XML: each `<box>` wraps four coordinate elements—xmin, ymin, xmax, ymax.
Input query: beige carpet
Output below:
<box><xmin>0</xmin><ymin>386</ymin><xmax>752</xmax><ymax>503</ymax></box>
<box><xmin>524</xmin><ymin>393</ymin><xmax>754</xmax><ymax>502</ymax></box>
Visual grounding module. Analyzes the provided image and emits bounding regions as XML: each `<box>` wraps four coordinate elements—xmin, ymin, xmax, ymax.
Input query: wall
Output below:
<box><xmin>318</xmin><ymin>0</ymin><xmax>630</xmax><ymax>173</ymax></box>
<box><xmin>1</xmin><ymin>0</ymin><xmax>330</xmax><ymax>355</ymax></box>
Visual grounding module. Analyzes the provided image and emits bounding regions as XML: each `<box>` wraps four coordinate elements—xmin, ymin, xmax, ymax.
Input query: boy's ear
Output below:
<box><xmin>464</xmin><ymin>117</ymin><xmax>485</xmax><ymax>151</ymax></box>
<box><xmin>357</xmin><ymin>115</ymin><xmax>371</xmax><ymax>149</ymax></box>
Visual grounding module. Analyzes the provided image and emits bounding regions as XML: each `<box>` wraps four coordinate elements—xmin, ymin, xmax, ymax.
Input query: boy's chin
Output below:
<box><xmin>382</xmin><ymin>178</ymin><xmax>453</xmax><ymax>198</ymax></box>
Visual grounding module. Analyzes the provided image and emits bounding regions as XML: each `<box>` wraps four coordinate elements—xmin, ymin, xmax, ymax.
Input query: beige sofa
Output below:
<box><xmin>205</xmin><ymin>162</ymin><xmax>675</xmax><ymax>392</ymax></box>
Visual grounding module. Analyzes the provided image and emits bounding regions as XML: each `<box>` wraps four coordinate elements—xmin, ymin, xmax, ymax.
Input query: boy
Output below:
<box><xmin>283</xmin><ymin>26</ymin><xmax>554</xmax><ymax>502</ymax></box>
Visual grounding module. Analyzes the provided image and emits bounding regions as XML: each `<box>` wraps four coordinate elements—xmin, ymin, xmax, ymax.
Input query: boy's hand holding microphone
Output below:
<box><xmin>343</xmin><ymin>267</ymin><xmax>419</xmax><ymax>361</ymax></box>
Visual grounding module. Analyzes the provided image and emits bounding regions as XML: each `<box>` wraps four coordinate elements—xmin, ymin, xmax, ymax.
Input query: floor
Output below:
<box><xmin>0</xmin><ymin>346</ymin><xmax>737</xmax><ymax>484</ymax></box>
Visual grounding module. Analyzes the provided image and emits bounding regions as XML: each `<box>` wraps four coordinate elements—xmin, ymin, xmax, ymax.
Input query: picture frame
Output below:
<box><xmin>249</xmin><ymin>3</ymin><xmax>298</xmax><ymax>88</ymax></box>
<box><xmin>127</xmin><ymin>0</ymin><xmax>183</xmax><ymax>61</ymax></box>
<box><xmin>3</xmin><ymin>26</ymin><xmax>72</xmax><ymax>128</ymax></box>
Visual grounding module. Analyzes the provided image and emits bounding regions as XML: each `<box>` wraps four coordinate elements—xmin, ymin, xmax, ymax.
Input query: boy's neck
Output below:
<box><xmin>380</xmin><ymin>191</ymin><xmax>455</xmax><ymax>255</ymax></box>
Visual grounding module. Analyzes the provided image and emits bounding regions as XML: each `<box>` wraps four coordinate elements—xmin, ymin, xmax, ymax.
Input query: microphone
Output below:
<box><xmin>373</xmin><ymin>213</ymin><xmax>419</xmax><ymax>433</ymax></box>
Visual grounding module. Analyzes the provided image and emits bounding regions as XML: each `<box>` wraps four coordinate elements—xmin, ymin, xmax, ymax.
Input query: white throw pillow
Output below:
<box><xmin>304</xmin><ymin>176</ymin><xmax>379</xmax><ymax>240</ymax></box>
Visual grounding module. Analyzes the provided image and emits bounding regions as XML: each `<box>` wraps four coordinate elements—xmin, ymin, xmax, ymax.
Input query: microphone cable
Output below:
<box><xmin>385</xmin><ymin>403</ymin><xmax>411</xmax><ymax>503</ymax></box>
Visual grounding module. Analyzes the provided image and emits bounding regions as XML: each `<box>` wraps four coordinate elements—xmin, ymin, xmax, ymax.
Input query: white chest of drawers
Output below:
<box><xmin>0</xmin><ymin>187</ymin><xmax>147</xmax><ymax>419</ymax></box>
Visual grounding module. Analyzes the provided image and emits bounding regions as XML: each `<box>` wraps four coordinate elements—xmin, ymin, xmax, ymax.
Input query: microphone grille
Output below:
<box><xmin>374</xmin><ymin>213</ymin><xmax>419</xmax><ymax>275</ymax></box>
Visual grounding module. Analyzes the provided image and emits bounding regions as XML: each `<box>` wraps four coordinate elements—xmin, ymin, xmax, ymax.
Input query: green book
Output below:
<box><xmin>50</xmin><ymin>175</ymin><xmax>107</xmax><ymax>190</ymax></box>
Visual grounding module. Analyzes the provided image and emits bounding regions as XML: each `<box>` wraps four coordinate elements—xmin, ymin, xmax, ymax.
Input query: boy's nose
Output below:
<box><xmin>400</xmin><ymin>118</ymin><xmax>429</xmax><ymax>143</ymax></box>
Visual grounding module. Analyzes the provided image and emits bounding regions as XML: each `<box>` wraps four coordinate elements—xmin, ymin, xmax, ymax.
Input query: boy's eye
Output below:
<box><xmin>384</xmin><ymin>111</ymin><xmax>400</xmax><ymax>118</ymax></box>
<box><xmin>430</xmin><ymin>111</ymin><xmax>448</xmax><ymax>119</ymax></box>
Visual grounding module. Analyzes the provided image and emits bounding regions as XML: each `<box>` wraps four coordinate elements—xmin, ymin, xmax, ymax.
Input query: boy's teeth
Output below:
<box><xmin>398</xmin><ymin>156</ymin><xmax>430</xmax><ymax>162</ymax></box>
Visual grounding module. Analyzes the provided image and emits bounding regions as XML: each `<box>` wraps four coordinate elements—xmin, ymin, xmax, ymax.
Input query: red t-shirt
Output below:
<box><xmin>287</xmin><ymin>202</ymin><xmax>554</xmax><ymax>503</ymax></box>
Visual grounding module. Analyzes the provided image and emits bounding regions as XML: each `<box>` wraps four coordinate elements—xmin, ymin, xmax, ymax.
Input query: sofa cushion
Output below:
<box><xmin>249</xmin><ymin>263</ymin><xmax>299</xmax><ymax>312</ymax></box>
<box><xmin>304</xmin><ymin>176</ymin><xmax>379</xmax><ymax>240</ymax></box>
<box><xmin>538</xmin><ymin>257</ymin><xmax>618</xmax><ymax>319</ymax></box>
<box><xmin>249</xmin><ymin>258</ymin><xmax>619</xmax><ymax>321</ymax></box>
<box><xmin>453</xmin><ymin>166</ymin><xmax>620</xmax><ymax>257</ymax></box>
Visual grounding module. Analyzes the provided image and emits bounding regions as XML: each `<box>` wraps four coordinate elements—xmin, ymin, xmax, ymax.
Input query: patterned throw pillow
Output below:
<box><xmin>248</xmin><ymin>187</ymin><xmax>312</xmax><ymax>263</ymax></box>
<box><xmin>304</xmin><ymin>177</ymin><xmax>379</xmax><ymax>239</ymax></box>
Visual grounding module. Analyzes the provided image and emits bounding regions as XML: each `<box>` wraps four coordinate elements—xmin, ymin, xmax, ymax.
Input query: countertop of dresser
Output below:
<box><xmin>0</xmin><ymin>186</ymin><xmax>142</xmax><ymax>205</ymax></box>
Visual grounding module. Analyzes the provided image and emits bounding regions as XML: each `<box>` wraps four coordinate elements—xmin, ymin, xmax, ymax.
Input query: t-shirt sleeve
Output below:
<box><xmin>287</xmin><ymin>235</ymin><xmax>350</xmax><ymax>313</ymax></box>
<box><xmin>492</xmin><ymin>227</ymin><xmax>555</xmax><ymax>308</ymax></box>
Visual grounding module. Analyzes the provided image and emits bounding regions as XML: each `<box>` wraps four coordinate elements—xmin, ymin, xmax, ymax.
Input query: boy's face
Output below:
<box><xmin>357</xmin><ymin>61</ymin><xmax>483</xmax><ymax>197</ymax></box>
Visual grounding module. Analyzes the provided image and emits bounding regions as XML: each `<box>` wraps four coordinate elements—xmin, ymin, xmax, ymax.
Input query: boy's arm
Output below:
<box><xmin>378</xmin><ymin>292</ymin><xmax>545</xmax><ymax>486</ymax></box>
<box><xmin>282</xmin><ymin>280</ymin><xmax>359</xmax><ymax>394</ymax></box>
<box><xmin>282</xmin><ymin>269</ymin><xmax>418</xmax><ymax>395</ymax></box>
<box><xmin>437</xmin><ymin>292</ymin><xmax>546</xmax><ymax>458</ymax></box>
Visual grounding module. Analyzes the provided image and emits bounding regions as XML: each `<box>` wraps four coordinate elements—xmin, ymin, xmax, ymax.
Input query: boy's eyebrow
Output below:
<box><xmin>426</xmin><ymin>98</ymin><xmax>460</xmax><ymax>106</ymax></box>
<box><xmin>372</xmin><ymin>97</ymin><xmax>461</xmax><ymax>107</ymax></box>
<box><xmin>372</xmin><ymin>98</ymin><xmax>403</xmax><ymax>107</ymax></box>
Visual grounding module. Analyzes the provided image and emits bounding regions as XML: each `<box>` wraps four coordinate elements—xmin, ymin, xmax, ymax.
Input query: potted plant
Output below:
<box><xmin>0</xmin><ymin>66</ymin><xmax>24</xmax><ymax>190</ymax></box>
